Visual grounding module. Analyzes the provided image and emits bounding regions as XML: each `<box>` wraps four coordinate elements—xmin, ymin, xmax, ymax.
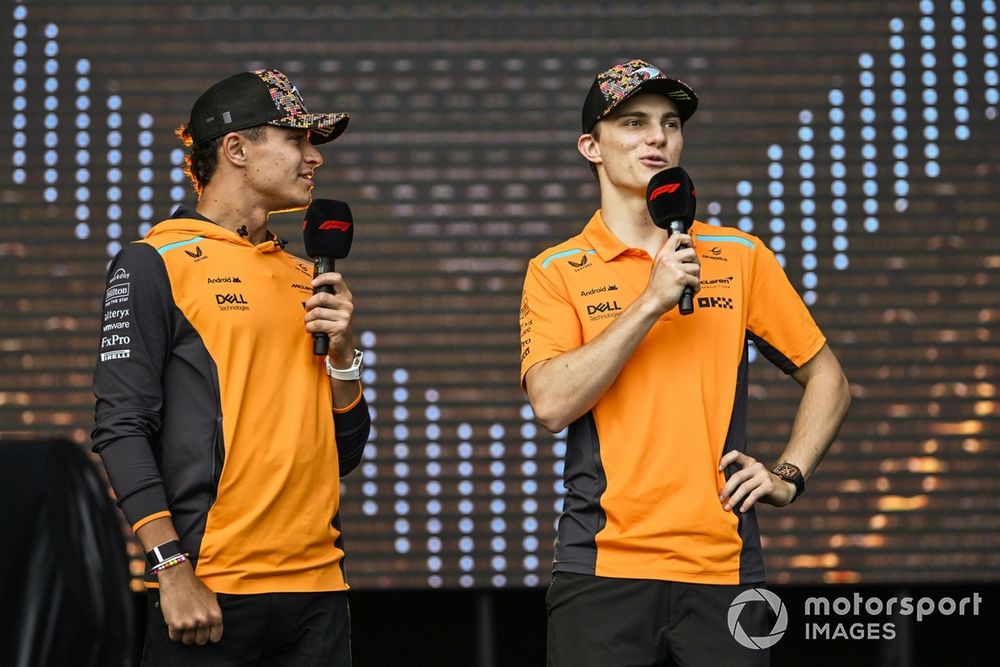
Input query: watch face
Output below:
<box><xmin>773</xmin><ymin>463</ymin><xmax>800</xmax><ymax>479</ymax></box>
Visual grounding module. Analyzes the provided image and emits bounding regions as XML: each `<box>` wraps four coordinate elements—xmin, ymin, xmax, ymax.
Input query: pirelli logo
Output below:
<box><xmin>698</xmin><ymin>296</ymin><xmax>734</xmax><ymax>310</ymax></box>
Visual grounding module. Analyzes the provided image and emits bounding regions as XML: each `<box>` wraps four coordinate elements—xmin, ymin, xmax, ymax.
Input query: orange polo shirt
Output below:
<box><xmin>520</xmin><ymin>210</ymin><xmax>825</xmax><ymax>584</ymax></box>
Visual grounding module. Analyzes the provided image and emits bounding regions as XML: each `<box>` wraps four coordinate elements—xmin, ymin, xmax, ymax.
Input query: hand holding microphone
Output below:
<box><xmin>302</xmin><ymin>199</ymin><xmax>355</xmax><ymax>357</ymax></box>
<box><xmin>646</xmin><ymin>167</ymin><xmax>699</xmax><ymax>315</ymax></box>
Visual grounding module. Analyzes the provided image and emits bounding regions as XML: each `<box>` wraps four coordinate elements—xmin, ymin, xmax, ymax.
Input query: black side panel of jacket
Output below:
<box><xmin>91</xmin><ymin>242</ymin><xmax>223</xmax><ymax>562</ymax></box>
<box><xmin>334</xmin><ymin>396</ymin><xmax>371</xmax><ymax>477</ymax></box>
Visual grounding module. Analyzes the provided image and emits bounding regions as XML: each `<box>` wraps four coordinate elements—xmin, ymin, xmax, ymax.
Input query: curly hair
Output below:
<box><xmin>174</xmin><ymin>124</ymin><xmax>268</xmax><ymax>195</ymax></box>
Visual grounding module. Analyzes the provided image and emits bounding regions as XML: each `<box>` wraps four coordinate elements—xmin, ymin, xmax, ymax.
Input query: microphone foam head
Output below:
<box><xmin>302</xmin><ymin>199</ymin><xmax>353</xmax><ymax>259</ymax></box>
<box><xmin>645</xmin><ymin>167</ymin><xmax>696</xmax><ymax>232</ymax></box>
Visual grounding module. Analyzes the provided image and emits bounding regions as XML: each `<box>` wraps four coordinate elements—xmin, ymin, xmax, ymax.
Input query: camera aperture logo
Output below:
<box><xmin>728</xmin><ymin>588</ymin><xmax>788</xmax><ymax>650</ymax></box>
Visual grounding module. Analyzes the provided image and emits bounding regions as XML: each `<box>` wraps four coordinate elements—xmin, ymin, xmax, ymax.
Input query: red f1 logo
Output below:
<box><xmin>318</xmin><ymin>219</ymin><xmax>352</xmax><ymax>232</ymax></box>
<box><xmin>649</xmin><ymin>183</ymin><xmax>681</xmax><ymax>200</ymax></box>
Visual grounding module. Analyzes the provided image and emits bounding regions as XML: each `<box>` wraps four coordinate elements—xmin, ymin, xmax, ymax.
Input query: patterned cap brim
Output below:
<box><xmin>606</xmin><ymin>78</ymin><xmax>698</xmax><ymax>123</ymax></box>
<box><xmin>269</xmin><ymin>112</ymin><xmax>350</xmax><ymax>145</ymax></box>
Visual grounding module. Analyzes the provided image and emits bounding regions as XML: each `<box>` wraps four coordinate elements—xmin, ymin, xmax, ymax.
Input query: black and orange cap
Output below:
<box><xmin>187</xmin><ymin>69</ymin><xmax>349</xmax><ymax>145</ymax></box>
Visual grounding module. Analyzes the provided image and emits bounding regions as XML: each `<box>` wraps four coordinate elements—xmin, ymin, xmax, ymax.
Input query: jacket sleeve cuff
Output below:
<box><xmin>118</xmin><ymin>483</ymin><xmax>170</xmax><ymax>530</ymax></box>
<box><xmin>131</xmin><ymin>510</ymin><xmax>172</xmax><ymax>533</ymax></box>
<box><xmin>334</xmin><ymin>395</ymin><xmax>371</xmax><ymax>477</ymax></box>
<box><xmin>332</xmin><ymin>382</ymin><xmax>364</xmax><ymax>413</ymax></box>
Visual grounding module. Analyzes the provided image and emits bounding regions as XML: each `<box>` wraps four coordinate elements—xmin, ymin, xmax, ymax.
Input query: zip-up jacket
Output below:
<box><xmin>92</xmin><ymin>212</ymin><xmax>369</xmax><ymax>594</ymax></box>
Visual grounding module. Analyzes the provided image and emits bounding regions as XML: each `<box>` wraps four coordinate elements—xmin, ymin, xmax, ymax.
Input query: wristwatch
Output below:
<box><xmin>326</xmin><ymin>349</ymin><xmax>364</xmax><ymax>381</ymax></box>
<box><xmin>770</xmin><ymin>462</ymin><xmax>805</xmax><ymax>503</ymax></box>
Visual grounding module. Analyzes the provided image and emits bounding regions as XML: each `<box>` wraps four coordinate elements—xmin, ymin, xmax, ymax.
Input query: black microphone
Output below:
<box><xmin>646</xmin><ymin>167</ymin><xmax>697</xmax><ymax>316</ymax></box>
<box><xmin>302</xmin><ymin>199</ymin><xmax>354</xmax><ymax>356</ymax></box>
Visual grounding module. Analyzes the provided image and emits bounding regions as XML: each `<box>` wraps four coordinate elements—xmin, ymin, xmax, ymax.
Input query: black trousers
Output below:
<box><xmin>142</xmin><ymin>589</ymin><xmax>351</xmax><ymax>667</ymax></box>
<box><xmin>546</xmin><ymin>573</ymin><xmax>773</xmax><ymax>667</ymax></box>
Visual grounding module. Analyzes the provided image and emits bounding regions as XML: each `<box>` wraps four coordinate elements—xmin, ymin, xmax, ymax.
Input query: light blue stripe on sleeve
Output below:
<box><xmin>697</xmin><ymin>234</ymin><xmax>755</xmax><ymax>250</ymax></box>
<box><xmin>157</xmin><ymin>236</ymin><xmax>205</xmax><ymax>255</ymax></box>
<box><xmin>541</xmin><ymin>248</ymin><xmax>596</xmax><ymax>269</ymax></box>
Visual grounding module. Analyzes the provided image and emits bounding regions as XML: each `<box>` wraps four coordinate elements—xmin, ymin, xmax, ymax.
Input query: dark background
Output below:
<box><xmin>1</xmin><ymin>0</ymin><xmax>997</xmax><ymax>664</ymax></box>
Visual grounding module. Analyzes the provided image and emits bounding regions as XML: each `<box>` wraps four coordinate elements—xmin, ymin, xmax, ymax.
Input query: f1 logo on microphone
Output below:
<box><xmin>318</xmin><ymin>219</ymin><xmax>352</xmax><ymax>232</ymax></box>
<box><xmin>648</xmin><ymin>182</ymin><xmax>681</xmax><ymax>200</ymax></box>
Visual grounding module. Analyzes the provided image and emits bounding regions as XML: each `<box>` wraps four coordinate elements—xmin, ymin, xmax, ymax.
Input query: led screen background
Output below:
<box><xmin>0</xmin><ymin>0</ymin><xmax>997</xmax><ymax>589</ymax></box>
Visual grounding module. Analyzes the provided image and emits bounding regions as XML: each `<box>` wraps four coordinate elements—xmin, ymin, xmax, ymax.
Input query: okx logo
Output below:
<box><xmin>698</xmin><ymin>296</ymin><xmax>734</xmax><ymax>310</ymax></box>
<box><xmin>728</xmin><ymin>588</ymin><xmax>788</xmax><ymax>650</ymax></box>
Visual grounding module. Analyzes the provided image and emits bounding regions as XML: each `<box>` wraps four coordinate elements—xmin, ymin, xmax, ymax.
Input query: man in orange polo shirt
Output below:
<box><xmin>520</xmin><ymin>59</ymin><xmax>851</xmax><ymax>665</ymax></box>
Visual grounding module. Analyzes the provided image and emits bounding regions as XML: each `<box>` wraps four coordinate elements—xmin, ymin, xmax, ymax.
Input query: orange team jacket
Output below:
<box><xmin>520</xmin><ymin>210</ymin><xmax>826</xmax><ymax>584</ymax></box>
<box><xmin>92</xmin><ymin>213</ymin><xmax>368</xmax><ymax>594</ymax></box>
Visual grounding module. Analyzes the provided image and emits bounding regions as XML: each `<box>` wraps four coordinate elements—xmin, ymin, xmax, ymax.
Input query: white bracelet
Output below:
<box><xmin>326</xmin><ymin>349</ymin><xmax>364</xmax><ymax>381</ymax></box>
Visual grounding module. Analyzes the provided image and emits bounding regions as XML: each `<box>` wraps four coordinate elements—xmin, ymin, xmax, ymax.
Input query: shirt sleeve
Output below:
<box><xmin>745</xmin><ymin>243</ymin><xmax>827</xmax><ymax>374</ymax></box>
<box><xmin>91</xmin><ymin>242</ymin><xmax>174</xmax><ymax>529</ymax></box>
<box><xmin>519</xmin><ymin>259</ymin><xmax>583</xmax><ymax>388</ymax></box>
<box><xmin>333</xmin><ymin>389</ymin><xmax>371</xmax><ymax>477</ymax></box>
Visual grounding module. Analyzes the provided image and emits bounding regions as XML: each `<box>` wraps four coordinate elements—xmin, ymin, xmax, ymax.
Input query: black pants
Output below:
<box><xmin>142</xmin><ymin>589</ymin><xmax>351</xmax><ymax>667</ymax></box>
<box><xmin>546</xmin><ymin>573</ymin><xmax>772</xmax><ymax>667</ymax></box>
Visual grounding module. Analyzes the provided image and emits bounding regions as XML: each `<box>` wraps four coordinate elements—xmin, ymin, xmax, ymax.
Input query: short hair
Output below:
<box><xmin>174</xmin><ymin>124</ymin><xmax>268</xmax><ymax>195</ymax></box>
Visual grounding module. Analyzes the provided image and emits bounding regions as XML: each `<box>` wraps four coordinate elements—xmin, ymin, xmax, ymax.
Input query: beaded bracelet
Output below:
<box><xmin>149</xmin><ymin>552</ymin><xmax>190</xmax><ymax>577</ymax></box>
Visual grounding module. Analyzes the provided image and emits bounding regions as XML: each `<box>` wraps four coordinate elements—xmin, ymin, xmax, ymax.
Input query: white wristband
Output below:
<box><xmin>326</xmin><ymin>349</ymin><xmax>364</xmax><ymax>381</ymax></box>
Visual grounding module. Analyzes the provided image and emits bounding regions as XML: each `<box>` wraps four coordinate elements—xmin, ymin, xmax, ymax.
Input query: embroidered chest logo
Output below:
<box><xmin>701</xmin><ymin>246</ymin><xmax>727</xmax><ymax>262</ymax></box>
<box><xmin>697</xmin><ymin>296</ymin><xmax>734</xmax><ymax>310</ymax></box>
<box><xmin>185</xmin><ymin>246</ymin><xmax>208</xmax><ymax>262</ymax></box>
<box><xmin>700</xmin><ymin>276</ymin><xmax>733</xmax><ymax>289</ymax></box>
<box><xmin>585</xmin><ymin>300</ymin><xmax>623</xmax><ymax>321</ymax></box>
<box><xmin>580</xmin><ymin>284</ymin><xmax>618</xmax><ymax>297</ymax></box>
<box><xmin>215</xmin><ymin>293</ymin><xmax>250</xmax><ymax>312</ymax></box>
<box><xmin>568</xmin><ymin>255</ymin><xmax>591</xmax><ymax>269</ymax></box>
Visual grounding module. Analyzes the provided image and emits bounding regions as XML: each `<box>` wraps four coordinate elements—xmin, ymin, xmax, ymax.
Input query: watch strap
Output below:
<box><xmin>326</xmin><ymin>349</ymin><xmax>364</xmax><ymax>381</ymax></box>
<box><xmin>146</xmin><ymin>539</ymin><xmax>184</xmax><ymax>569</ymax></box>
<box><xmin>771</xmin><ymin>462</ymin><xmax>805</xmax><ymax>502</ymax></box>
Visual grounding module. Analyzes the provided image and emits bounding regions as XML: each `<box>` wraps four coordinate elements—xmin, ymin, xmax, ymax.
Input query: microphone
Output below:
<box><xmin>302</xmin><ymin>199</ymin><xmax>354</xmax><ymax>356</ymax></box>
<box><xmin>646</xmin><ymin>167</ymin><xmax>697</xmax><ymax>316</ymax></box>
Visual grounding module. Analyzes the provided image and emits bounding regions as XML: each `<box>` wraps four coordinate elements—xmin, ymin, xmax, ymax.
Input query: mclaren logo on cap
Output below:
<box><xmin>319</xmin><ymin>219</ymin><xmax>352</xmax><ymax>232</ymax></box>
